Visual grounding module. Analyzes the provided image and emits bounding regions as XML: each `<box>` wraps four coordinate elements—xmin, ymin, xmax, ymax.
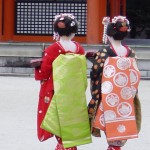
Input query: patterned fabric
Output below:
<box><xmin>88</xmin><ymin>48</ymin><xmax>109</xmax><ymax>134</ymax></box>
<box><xmin>88</xmin><ymin>45</ymin><xmax>141</xmax><ymax>139</ymax></box>
<box><xmin>93</xmin><ymin>57</ymin><xmax>140</xmax><ymax>141</ymax></box>
<box><xmin>35</xmin><ymin>42</ymin><xmax>85</xmax><ymax>142</ymax></box>
<box><xmin>41</xmin><ymin>54</ymin><xmax>92</xmax><ymax>148</ymax></box>
<box><xmin>37</xmin><ymin>90</ymin><xmax>54</xmax><ymax>141</ymax></box>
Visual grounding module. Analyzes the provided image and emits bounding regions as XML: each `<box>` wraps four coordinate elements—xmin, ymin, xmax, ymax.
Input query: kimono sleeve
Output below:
<box><xmin>88</xmin><ymin>48</ymin><xmax>108</xmax><ymax>119</ymax></box>
<box><xmin>34</xmin><ymin>47</ymin><xmax>55</xmax><ymax>80</ymax></box>
<box><xmin>90</xmin><ymin>49</ymin><xmax>108</xmax><ymax>90</ymax></box>
<box><xmin>78</xmin><ymin>44</ymin><xmax>85</xmax><ymax>55</ymax></box>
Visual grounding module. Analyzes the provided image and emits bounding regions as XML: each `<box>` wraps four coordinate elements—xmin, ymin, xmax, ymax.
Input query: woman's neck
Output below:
<box><xmin>59</xmin><ymin>35</ymin><xmax>76</xmax><ymax>52</ymax></box>
<box><xmin>108</xmin><ymin>36</ymin><xmax>127</xmax><ymax>56</ymax></box>
<box><xmin>60</xmin><ymin>36</ymin><xmax>72</xmax><ymax>42</ymax></box>
<box><xmin>108</xmin><ymin>36</ymin><xmax>122</xmax><ymax>47</ymax></box>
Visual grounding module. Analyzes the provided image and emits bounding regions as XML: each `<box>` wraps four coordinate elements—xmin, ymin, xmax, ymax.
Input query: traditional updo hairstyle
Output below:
<box><xmin>53</xmin><ymin>13</ymin><xmax>79</xmax><ymax>40</ymax></box>
<box><xmin>102</xmin><ymin>16</ymin><xmax>131</xmax><ymax>44</ymax></box>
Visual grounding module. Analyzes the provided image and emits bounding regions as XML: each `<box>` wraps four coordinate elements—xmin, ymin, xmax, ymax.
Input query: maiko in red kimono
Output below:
<box><xmin>34</xmin><ymin>41</ymin><xmax>84</xmax><ymax>142</ymax></box>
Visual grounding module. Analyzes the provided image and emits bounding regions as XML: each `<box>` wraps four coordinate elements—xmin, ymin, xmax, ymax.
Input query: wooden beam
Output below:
<box><xmin>99</xmin><ymin>0</ymin><xmax>107</xmax><ymax>44</ymax></box>
<box><xmin>0</xmin><ymin>0</ymin><xmax>3</xmax><ymax>40</ymax></box>
<box><xmin>86</xmin><ymin>0</ymin><xmax>107</xmax><ymax>44</ymax></box>
<box><xmin>122</xmin><ymin>0</ymin><xmax>126</xmax><ymax>16</ymax></box>
<box><xmin>110</xmin><ymin>0</ymin><xmax>121</xmax><ymax>18</ymax></box>
<box><xmin>3</xmin><ymin>0</ymin><xmax>15</xmax><ymax>41</ymax></box>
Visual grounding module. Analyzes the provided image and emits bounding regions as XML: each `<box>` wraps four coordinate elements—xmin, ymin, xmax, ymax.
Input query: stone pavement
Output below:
<box><xmin>0</xmin><ymin>76</ymin><xmax>149</xmax><ymax>150</ymax></box>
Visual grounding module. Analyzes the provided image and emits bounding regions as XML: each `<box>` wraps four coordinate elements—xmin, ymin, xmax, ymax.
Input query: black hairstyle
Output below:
<box><xmin>107</xmin><ymin>20</ymin><xmax>130</xmax><ymax>40</ymax></box>
<box><xmin>54</xmin><ymin>14</ymin><xmax>79</xmax><ymax>37</ymax></box>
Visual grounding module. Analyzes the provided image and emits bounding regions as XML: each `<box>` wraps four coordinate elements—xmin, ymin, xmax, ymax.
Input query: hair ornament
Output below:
<box><xmin>102</xmin><ymin>16</ymin><xmax>131</xmax><ymax>43</ymax></box>
<box><xmin>54</xmin><ymin>13</ymin><xmax>75</xmax><ymax>21</ymax></box>
<box><xmin>102</xmin><ymin>17</ymin><xmax>110</xmax><ymax>44</ymax></box>
<box><xmin>57</xmin><ymin>22</ymin><xmax>65</xmax><ymax>28</ymax></box>
<box><xmin>112</xmin><ymin>16</ymin><xmax>129</xmax><ymax>25</ymax></box>
<box><xmin>53</xmin><ymin>32</ymin><xmax>60</xmax><ymax>41</ymax></box>
<box><xmin>59</xmin><ymin>17</ymin><xmax>64</xmax><ymax>20</ymax></box>
<box><xmin>112</xmin><ymin>16</ymin><xmax>130</xmax><ymax>32</ymax></box>
<box><xmin>53</xmin><ymin>13</ymin><xmax>78</xmax><ymax>40</ymax></box>
<box><xmin>70</xmin><ymin>21</ymin><xmax>75</xmax><ymax>27</ymax></box>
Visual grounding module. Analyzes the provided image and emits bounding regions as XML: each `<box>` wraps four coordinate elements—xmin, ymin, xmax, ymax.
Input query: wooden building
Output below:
<box><xmin>0</xmin><ymin>0</ymin><xmax>126</xmax><ymax>44</ymax></box>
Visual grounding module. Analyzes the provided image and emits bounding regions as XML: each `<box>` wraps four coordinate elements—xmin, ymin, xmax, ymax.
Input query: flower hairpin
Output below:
<box><xmin>54</xmin><ymin>13</ymin><xmax>75</xmax><ymax>21</ymax></box>
<box><xmin>53</xmin><ymin>13</ymin><xmax>77</xmax><ymax>41</ymax></box>
<box><xmin>112</xmin><ymin>16</ymin><xmax>130</xmax><ymax>32</ymax></box>
<box><xmin>70</xmin><ymin>21</ymin><xmax>75</xmax><ymax>27</ymax></box>
<box><xmin>112</xmin><ymin>16</ymin><xmax>130</xmax><ymax>25</ymax></box>
<box><xmin>102</xmin><ymin>17</ymin><xmax>110</xmax><ymax>25</ymax></box>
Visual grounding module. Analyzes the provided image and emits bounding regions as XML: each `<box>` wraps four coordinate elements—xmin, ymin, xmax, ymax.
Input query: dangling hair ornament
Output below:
<box><xmin>102</xmin><ymin>17</ymin><xmax>110</xmax><ymax>44</ymax></box>
<box><xmin>53</xmin><ymin>32</ymin><xmax>60</xmax><ymax>41</ymax></box>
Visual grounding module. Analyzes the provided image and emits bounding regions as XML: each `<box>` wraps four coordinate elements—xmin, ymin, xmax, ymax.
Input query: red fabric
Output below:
<box><xmin>35</xmin><ymin>41</ymin><xmax>85</xmax><ymax>142</ymax></box>
<box><xmin>37</xmin><ymin>89</ymin><xmax>54</xmax><ymax>141</ymax></box>
<box><xmin>35</xmin><ymin>42</ymin><xmax>84</xmax><ymax>95</ymax></box>
<box><xmin>107</xmin><ymin>146</ymin><xmax>121</xmax><ymax>150</ymax></box>
<box><xmin>55</xmin><ymin>136</ymin><xmax>77</xmax><ymax>150</ymax></box>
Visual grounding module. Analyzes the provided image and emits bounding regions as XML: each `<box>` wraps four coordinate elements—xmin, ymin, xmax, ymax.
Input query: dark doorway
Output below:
<box><xmin>126</xmin><ymin>0</ymin><xmax>150</xmax><ymax>39</ymax></box>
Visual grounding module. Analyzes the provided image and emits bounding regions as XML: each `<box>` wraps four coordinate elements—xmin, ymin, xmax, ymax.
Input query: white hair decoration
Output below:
<box><xmin>112</xmin><ymin>16</ymin><xmax>129</xmax><ymax>25</ymax></box>
<box><xmin>112</xmin><ymin>16</ymin><xmax>131</xmax><ymax>32</ymax></box>
<box><xmin>53</xmin><ymin>13</ymin><xmax>76</xmax><ymax>41</ymax></box>
<box><xmin>102</xmin><ymin>17</ymin><xmax>110</xmax><ymax>44</ymax></box>
<box><xmin>102</xmin><ymin>16</ymin><xmax>130</xmax><ymax>44</ymax></box>
<box><xmin>53</xmin><ymin>32</ymin><xmax>60</xmax><ymax>41</ymax></box>
<box><xmin>70</xmin><ymin>21</ymin><xmax>75</xmax><ymax>27</ymax></box>
<box><xmin>54</xmin><ymin>13</ymin><xmax>75</xmax><ymax>21</ymax></box>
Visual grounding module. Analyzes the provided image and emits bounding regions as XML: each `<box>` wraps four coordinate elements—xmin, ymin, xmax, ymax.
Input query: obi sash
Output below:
<box><xmin>94</xmin><ymin>57</ymin><xmax>140</xmax><ymax>141</ymax></box>
<box><xmin>41</xmin><ymin>54</ymin><xmax>92</xmax><ymax>148</ymax></box>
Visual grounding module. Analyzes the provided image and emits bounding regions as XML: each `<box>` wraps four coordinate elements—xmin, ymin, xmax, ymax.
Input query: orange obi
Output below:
<box><xmin>93</xmin><ymin>57</ymin><xmax>140</xmax><ymax>141</ymax></box>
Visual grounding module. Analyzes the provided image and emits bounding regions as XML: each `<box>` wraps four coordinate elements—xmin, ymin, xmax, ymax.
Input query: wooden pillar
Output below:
<box><xmin>86</xmin><ymin>0</ymin><xmax>107</xmax><ymax>44</ymax></box>
<box><xmin>99</xmin><ymin>0</ymin><xmax>107</xmax><ymax>44</ymax></box>
<box><xmin>122</xmin><ymin>0</ymin><xmax>126</xmax><ymax>16</ymax></box>
<box><xmin>0</xmin><ymin>0</ymin><xmax>3</xmax><ymax>41</ymax></box>
<box><xmin>110</xmin><ymin>0</ymin><xmax>120</xmax><ymax>18</ymax></box>
<box><xmin>3</xmin><ymin>0</ymin><xmax>15</xmax><ymax>41</ymax></box>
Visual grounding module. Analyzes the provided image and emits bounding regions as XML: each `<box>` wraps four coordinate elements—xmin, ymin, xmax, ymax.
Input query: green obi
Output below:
<box><xmin>41</xmin><ymin>54</ymin><xmax>92</xmax><ymax>148</ymax></box>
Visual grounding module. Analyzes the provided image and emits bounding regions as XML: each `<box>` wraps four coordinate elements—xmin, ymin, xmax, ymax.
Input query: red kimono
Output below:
<box><xmin>34</xmin><ymin>41</ymin><xmax>85</xmax><ymax>142</ymax></box>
